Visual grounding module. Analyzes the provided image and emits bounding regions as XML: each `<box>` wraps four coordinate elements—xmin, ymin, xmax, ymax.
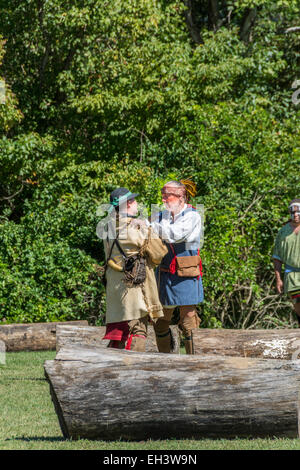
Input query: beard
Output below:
<box><xmin>165</xmin><ymin>199</ymin><xmax>184</xmax><ymax>213</ymax></box>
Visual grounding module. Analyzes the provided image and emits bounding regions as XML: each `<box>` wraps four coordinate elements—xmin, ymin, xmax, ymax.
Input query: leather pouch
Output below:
<box><xmin>176</xmin><ymin>255</ymin><xmax>201</xmax><ymax>277</ymax></box>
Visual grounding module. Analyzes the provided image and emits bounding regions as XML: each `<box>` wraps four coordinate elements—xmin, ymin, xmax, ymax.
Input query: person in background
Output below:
<box><xmin>273</xmin><ymin>199</ymin><xmax>300</xmax><ymax>326</ymax></box>
<box><xmin>151</xmin><ymin>180</ymin><xmax>203</xmax><ymax>354</ymax></box>
<box><xmin>102</xmin><ymin>187</ymin><xmax>167</xmax><ymax>351</ymax></box>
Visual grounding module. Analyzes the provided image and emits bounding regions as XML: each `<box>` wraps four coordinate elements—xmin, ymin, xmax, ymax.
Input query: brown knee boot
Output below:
<box><xmin>153</xmin><ymin>311</ymin><xmax>174</xmax><ymax>353</ymax></box>
<box><xmin>184</xmin><ymin>337</ymin><xmax>194</xmax><ymax>355</ymax></box>
<box><xmin>180</xmin><ymin>308</ymin><xmax>199</xmax><ymax>355</ymax></box>
<box><xmin>155</xmin><ymin>329</ymin><xmax>173</xmax><ymax>353</ymax></box>
<box><xmin>125</xmin><ymin>334</ymin><xmax>146</xmax><ymax>352</ymax></box>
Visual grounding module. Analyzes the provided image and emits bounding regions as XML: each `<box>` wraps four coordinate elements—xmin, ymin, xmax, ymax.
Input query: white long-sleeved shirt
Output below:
<box><xmin>150</xmin><ymin>204</ymin><xmax>202</xmax><ymax>249</ymax></box>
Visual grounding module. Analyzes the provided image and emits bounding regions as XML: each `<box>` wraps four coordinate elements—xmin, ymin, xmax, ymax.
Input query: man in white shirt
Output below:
<box><xmin>151</xmin><ymin>181</ymin><xmax>204</xmax><ymax>354</ymax></box>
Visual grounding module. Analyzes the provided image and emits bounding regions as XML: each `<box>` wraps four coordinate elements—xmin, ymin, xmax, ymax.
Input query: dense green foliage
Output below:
<box><xmin>0</xmin><ymin>0</ymin><xmax>299</xmax><ymax>327</ymax></box>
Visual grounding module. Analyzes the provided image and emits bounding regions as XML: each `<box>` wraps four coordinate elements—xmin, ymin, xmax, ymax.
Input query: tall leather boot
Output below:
<box><xmin>184</xmin><ymin>336</ymin><xmax>194</xmax><ymax>355</ymax></box>
<box><xmin>126</xmin><ymin>334</ymin><xmax>146</xmax><ymax>352</ymax></box>
<box><xmin>155</xmin><ymin>329</ymin><xmax>173</xmax><ymax>353</ymax></box>
<box><xmin>153</xmin><ymin>311</ymin><xmax>174</xmax><ymax>353</ymax></box>
<box><xmin>180</xmin><ymin>308</ymin><xmax>199</xmax><ymax>355</ymax></box>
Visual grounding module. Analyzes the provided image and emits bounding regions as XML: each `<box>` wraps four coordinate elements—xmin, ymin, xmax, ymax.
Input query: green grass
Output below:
<box><xmin>1</xmin><ymin>351</ymin><xmax>300</xmax><ymax>450</ymax></box>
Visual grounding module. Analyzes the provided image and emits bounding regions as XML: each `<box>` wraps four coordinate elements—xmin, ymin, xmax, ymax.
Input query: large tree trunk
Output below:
<box><xmin>44</xmin><ymin>345</ymin><xmax>300</xmax><ymax>440</ymax></box>
<box><xmin>192</xmin><ymin>328</ymin><xmax>300</xmax><ymax>360</ymax></box>
<box><xmin>239</xmin><ymin>7</ymin><xmax>257</xmax><ymax>42</ymax></box>
<box><xmin>0</xmin><ymin>320</ymin><xmax>88</xmax><ymax>351</ymax></box>
<box><xmin>184</xmin><ymin>0</ymin><xmax>203</xmax><ymax>44</ymax></box>
<box><xmin>56</xmin><ymin>324</ymin><xmax>180</xmax><ymax>354</ymax></box>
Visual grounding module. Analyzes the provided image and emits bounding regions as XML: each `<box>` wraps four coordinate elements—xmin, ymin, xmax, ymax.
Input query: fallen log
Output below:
<box><xmin>44</xmin><ymin>345</ymin><xmax>300</xmax><ymax>440</ymax></box>
<box><xmin>56</xmin><ymin>324</ymin><xmax>180</xmax><ymax>354</ymax></box>
<box><xmin>192</xmin><ymin>328</ymin><xmax>300</xmax><ymax>360</ymax></box>
<box><xmin>0</xmin><ymin>320</ymin><xmax>88</xmax><ymax>351</ymax></box>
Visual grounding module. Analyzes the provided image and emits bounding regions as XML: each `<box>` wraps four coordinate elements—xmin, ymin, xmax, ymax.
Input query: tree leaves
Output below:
<box><xmin>0</xmin><ymin>0</ymin><xmax>299</xmax><ymax>326</ymax></box>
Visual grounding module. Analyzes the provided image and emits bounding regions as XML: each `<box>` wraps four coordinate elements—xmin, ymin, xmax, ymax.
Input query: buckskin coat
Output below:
<box><xmin>104</xmin><ymin>216</ymin><xmax>167</xmax><ymax>324</ymax></box>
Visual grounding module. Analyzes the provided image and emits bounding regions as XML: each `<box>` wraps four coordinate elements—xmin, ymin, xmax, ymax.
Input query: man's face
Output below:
<box><xmin>127</xmin><ymin>198</ymin><xmax>138</xmax><ymax>215</ymax></box>
<box><xmin>161</xmin><ymin>185</ymin><xmax>185</xmax><ymax>213</ymax></box>
<box><xmin>290</xmin><ymin>204</ymin><xmax>300</xmax><ymax>224</ymax></box>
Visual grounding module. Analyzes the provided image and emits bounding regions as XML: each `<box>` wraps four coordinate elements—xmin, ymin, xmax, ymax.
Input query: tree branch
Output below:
<box><xmin>285</xmin><ymin>26</ymin><xmax>300</xmax><ymax>34</ymax></box>
<box><xmin>0</xmin><ymin>185</ymin><xmax>24</xmax><ymax>202</ymax></box>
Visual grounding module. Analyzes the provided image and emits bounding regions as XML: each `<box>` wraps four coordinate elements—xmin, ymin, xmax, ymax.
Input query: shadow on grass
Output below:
<box><xmin>1</xmin><ymin>377</ymin><xmax>46</xmax><ymax>381</ymax></box>
<box><xmin>6</xmin><ymin>436</ymin><xmax>66</xmax><ymax>442</ymax></box>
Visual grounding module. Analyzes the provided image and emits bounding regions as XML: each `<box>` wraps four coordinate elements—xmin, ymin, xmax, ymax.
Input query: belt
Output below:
<box><xmin>285</xmin><ymin>264</ymin><xmax>300</xmax><ymax>274</ymax></box>
<box><xmin>159</xmin><ymin>267</ymin><xmax>170</xmax><ymax>273</ymax></box>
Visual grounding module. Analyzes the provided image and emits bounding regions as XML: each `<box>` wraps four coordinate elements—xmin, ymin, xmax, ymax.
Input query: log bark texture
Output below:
<box><xmin>44</xmin><ymin>345</ymin><xmax>300</xmax><ymax>440</ymax></box>
<box><xmin>56</xmin><ymin>324</ymin><xmax>180</xmax><ymax>354</ymax></box>
<box><xmin>192</xmin><ymin>328</ymin><xmax>300</xmax><ymax>360</ymax></box>
<box><xmin>0</xmin><ymin>320</ymin><xmax>88</xmax><ymax>351</ymax></box>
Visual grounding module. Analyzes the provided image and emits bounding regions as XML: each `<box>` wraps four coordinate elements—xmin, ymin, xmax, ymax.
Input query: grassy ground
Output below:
<box><xmin>1</xmin><ymin>350</ymin><xmax>300</xmax><ymax>451</ymax></box>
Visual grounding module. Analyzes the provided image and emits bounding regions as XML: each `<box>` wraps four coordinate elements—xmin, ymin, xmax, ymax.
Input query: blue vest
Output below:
<box><xmin>156</xmin><ymin>208</ymin><xmax>204</xmax><ymax>306</ymax></box>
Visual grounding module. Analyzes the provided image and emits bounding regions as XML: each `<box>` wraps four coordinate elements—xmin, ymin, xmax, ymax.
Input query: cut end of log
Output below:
<box><xmin>44</xmin><ymin>364</ymin><xmax>70</xmax><ymax>439</ymax></box>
